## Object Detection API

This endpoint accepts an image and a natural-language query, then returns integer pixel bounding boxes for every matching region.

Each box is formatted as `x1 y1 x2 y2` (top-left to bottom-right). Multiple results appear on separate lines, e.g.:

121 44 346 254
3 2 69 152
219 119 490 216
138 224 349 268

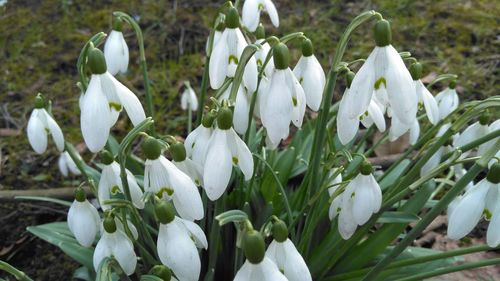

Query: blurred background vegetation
0 0 499 279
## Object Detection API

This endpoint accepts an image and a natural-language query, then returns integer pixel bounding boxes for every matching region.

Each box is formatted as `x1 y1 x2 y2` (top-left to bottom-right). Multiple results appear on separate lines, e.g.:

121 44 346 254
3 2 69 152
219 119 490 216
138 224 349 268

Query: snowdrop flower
209 7 258 92
337 72 386 145
266 220 312 281
185 114 215 169
142 137 204 221
242 0 279 32
203 107 253 200
235 229 287 281
435 82 459 120
293 39 325 111
420 124 452 176
68 188 100 247
453 114 491 157
410 63 439 125
219 82 251 135
58 151 81 177
104 19 129 75
170 142 203 186
27 94 64 154
93 216 137 275
97 151 144 210
260 43 306 148
448 164 500 242
254 24 274 77
206 21 225 55
338 162 382 240
81 47 146 152
342 20 417 128
180 81 198 111
328 169 343 220
155 202 207 281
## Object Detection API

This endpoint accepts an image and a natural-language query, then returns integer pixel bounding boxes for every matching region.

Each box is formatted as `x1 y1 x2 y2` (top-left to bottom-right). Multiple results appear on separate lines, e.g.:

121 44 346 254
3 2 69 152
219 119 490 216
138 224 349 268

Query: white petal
487 211 500 247
58 154 69 177
111 231 137 276
81 75 111 152
294 56 325 111
233 85 251 134
281 239 312 281
264 0 279 27
242 0 261 32
126 170 145 209
104 31 129 75
174 159 203 186
93 232 113 271
179 218 208 249
417 80 439 125
409 119 420 145
27 109 48 154
351 175 375 225
112 76 146 125
229 129 254 180
209 30 229 89
185 125 201 157
448 179 490 240
43 110 65 152
261 70 292 144
389 115 410 142
258 257 288 281
337 90 360 145
287 68 306 128
234 260 253 281
420 147 444 176
338 185 358 239
366 98 386 132
435 88 459 120
68 200 100 247
191 126 213 168
203 129 233 200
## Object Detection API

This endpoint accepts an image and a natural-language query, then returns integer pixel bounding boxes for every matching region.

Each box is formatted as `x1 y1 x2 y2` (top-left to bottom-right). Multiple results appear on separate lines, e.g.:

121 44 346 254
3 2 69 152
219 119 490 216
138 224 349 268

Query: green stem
76 32 107 91
187 107 192 134
0 261 34 281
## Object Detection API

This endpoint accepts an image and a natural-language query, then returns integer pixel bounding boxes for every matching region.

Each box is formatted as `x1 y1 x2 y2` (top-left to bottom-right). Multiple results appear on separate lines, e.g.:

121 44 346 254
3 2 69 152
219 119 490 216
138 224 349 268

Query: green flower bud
34 93 45 109
103 215 117 233
202 112 216 128
346 71 355 88
448 80 456 89
360 160 373 175
112 16 123 32
226 7 240 29
486 163 500 184
301 38 314 57
74 187 86 202
100 150 114 165
409 62 423 81
255 24 265 39
155 200 175 224
479 111 491 126
142 136 162 160
87 47 107 75
169 142 187 162
273 43 290 70
374 19 392 47
272 220 288 242
149 265 172 281
243 230 265 264
217 107 233 130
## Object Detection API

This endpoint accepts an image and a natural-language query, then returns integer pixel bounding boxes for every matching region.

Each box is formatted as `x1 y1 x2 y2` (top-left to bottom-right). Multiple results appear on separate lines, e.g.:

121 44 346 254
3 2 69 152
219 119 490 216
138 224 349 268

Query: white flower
453 121 490 157
487 206 500 247
27 107 64 154
255 39 274 78
447 179 492 240
58 151 81 177
265 239 312 281
435 87 459 120
93 227 137 275
157 217 207 281
409 119 420 145
98 161 144 210
342 45 417 127
415 80 439 125
68 199 100 247
420 123 451 176
203 127 253 200
185 124 213 169
209 21 258 92
173 158 203 186
81 72 146 152
260 68 306 147
104 30 129 75
206 30 223 54
234 256 287 281
242 0 279 32
144 155 204 221
338 172 382 240
293 53 325 111
219 83 252 135
181 84 198 111
328 169 343 220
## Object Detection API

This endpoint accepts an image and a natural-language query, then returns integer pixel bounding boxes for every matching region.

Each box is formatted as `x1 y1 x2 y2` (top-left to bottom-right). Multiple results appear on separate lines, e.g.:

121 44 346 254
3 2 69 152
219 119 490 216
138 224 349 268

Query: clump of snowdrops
4 0 500 280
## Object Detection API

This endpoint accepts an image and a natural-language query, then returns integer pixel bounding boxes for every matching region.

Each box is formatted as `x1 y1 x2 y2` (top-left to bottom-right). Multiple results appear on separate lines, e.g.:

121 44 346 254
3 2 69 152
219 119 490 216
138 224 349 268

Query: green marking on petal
351 192 356 198
257 59 263 67
44 128 50 134
111 185 121 194
484 209 492 220
418 101 424 110
109 102 123 111
299 77 304 84
374 77 387 90
232 156 239 165
292 97 298 107
258 3 264 10
228 55 239 65
156 187 174 198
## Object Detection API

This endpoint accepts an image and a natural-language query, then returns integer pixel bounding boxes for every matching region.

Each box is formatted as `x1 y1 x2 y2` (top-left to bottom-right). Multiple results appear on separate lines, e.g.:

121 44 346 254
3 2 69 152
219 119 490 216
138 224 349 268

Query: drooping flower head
254 24 274 78
209 7 258 92
104 18 129 75
409 62 439 126
260 43 306 148
242 0 279 32
218 82 251 135
81 46 146 152
58 151 82 177
185 113 215 168
180 81 198 112
170 141 203 186
68 187 100 247
27 94 65 154
435 80 459 121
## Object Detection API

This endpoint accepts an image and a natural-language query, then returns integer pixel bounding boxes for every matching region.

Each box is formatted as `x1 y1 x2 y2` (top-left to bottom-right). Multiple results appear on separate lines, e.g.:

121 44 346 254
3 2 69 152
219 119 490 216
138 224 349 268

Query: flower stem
0 261 34 281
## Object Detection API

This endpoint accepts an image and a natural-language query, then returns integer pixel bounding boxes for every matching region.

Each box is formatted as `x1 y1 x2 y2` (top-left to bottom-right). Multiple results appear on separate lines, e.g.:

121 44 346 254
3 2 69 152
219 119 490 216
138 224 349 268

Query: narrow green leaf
228 44 259 102
215 209 248 226
15 196 72 207
377 212 420 223
140 275 164 281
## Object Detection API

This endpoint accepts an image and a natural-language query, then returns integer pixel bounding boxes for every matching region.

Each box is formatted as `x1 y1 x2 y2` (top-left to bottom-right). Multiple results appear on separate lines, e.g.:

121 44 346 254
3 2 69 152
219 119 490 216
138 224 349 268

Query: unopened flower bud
243 230 265 264
34 93 45 109
255 24 265 39
100 150 114 165
273 43 290 70
142 136 162 160
479 111 491 126
74 187 86 202
360 160 373 175
374 19 392 47
409 62 423 81
272 220 288 242
169 142 186 162
87 47 107 75
149 265 172 281
103 215 117 233
487 163 500 184
226 7 240 29
155 200 175 224
217 107 233 130
301 38 314 57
